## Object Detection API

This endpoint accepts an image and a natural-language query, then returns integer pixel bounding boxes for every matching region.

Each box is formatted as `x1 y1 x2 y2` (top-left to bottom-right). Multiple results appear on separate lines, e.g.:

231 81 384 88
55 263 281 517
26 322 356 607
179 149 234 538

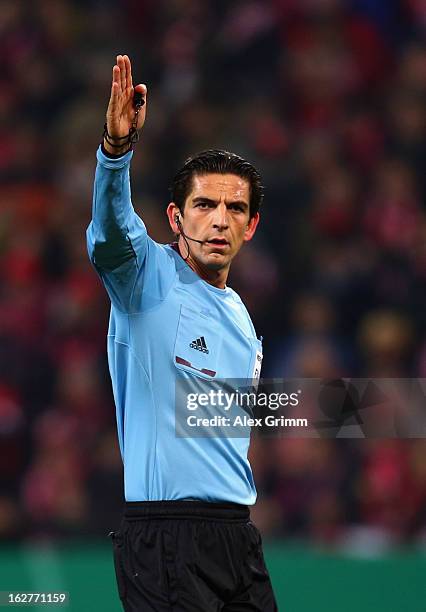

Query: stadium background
0 0 425 610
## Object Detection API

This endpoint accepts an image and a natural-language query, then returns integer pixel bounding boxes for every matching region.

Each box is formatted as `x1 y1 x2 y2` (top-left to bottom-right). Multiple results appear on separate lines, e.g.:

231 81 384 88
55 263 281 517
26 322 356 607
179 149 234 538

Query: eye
195 201 214 209
229 204 244 212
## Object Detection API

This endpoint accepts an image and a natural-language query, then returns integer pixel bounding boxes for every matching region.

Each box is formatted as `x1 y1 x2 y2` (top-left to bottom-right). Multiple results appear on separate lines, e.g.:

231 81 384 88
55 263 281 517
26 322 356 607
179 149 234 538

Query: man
87 54 278 611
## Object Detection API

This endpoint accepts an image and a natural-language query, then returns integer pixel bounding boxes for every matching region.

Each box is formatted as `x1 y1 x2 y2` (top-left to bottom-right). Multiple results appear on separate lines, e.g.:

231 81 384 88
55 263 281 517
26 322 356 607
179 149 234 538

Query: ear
243 212 260 242
166 203 181 234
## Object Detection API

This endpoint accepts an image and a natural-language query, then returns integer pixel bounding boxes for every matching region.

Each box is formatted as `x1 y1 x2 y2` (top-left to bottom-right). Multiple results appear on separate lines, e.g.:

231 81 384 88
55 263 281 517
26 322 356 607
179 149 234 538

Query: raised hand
104 54 147 155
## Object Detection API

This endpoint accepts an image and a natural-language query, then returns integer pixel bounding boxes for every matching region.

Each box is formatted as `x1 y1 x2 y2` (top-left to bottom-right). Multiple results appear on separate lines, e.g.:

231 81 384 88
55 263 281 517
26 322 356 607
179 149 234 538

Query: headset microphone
175 214 205 245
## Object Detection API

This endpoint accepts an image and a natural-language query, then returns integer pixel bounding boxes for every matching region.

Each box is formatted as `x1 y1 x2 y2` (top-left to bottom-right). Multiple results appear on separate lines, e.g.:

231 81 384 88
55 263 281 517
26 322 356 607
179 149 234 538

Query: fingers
107 55 147 131
108 65 120 113
117 55 126 92
124 55 132 90
112 64 120 89
116 54 134 92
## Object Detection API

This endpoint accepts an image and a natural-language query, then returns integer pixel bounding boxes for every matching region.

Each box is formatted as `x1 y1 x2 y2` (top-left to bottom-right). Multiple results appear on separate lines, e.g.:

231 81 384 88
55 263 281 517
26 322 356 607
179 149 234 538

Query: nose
212 202 229 230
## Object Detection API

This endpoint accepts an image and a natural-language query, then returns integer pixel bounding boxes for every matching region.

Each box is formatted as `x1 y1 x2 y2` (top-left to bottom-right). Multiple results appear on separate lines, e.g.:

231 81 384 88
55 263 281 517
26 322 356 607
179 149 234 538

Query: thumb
134 83 147 96
133 83 147 131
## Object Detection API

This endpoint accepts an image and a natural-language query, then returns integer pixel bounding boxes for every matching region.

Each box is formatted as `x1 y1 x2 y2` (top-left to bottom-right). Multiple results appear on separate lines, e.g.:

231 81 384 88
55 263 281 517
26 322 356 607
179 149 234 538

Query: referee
87 54 278 612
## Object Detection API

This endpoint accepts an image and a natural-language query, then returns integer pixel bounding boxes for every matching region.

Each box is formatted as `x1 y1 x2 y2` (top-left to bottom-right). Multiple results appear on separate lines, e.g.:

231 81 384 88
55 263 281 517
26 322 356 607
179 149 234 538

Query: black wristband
102 123 139 150
100 142 132 159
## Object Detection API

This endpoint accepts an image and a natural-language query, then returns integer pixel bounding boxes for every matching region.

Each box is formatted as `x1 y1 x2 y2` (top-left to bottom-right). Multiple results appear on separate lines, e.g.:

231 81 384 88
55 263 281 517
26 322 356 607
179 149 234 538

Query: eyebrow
192 197 249 209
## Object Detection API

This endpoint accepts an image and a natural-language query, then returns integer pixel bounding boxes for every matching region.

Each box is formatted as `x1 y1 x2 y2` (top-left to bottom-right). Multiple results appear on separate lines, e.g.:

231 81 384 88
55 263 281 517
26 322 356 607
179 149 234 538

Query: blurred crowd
0 0 425 550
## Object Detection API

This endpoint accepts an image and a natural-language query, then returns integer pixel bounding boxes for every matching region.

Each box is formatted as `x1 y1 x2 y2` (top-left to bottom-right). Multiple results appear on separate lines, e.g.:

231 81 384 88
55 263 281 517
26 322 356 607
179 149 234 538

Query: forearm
87 145 146 270
92 144 134 231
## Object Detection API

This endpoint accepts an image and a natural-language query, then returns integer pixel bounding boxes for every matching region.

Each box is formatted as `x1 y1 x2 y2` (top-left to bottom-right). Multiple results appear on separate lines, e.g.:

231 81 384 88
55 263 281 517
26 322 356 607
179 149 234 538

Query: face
168 173 259 276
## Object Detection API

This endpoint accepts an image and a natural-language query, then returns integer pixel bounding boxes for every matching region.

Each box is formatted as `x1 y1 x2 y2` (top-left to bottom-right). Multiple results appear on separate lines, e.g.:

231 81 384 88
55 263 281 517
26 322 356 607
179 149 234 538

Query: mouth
207 238 229 249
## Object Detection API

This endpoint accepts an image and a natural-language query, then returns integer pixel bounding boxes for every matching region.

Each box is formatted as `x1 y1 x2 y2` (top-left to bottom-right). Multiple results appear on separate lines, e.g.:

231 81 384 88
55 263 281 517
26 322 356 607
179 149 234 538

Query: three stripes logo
190 336 209 354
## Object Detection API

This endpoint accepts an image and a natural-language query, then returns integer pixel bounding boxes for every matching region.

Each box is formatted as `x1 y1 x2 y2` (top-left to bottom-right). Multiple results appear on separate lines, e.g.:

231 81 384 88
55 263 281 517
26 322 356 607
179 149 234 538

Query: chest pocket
173 305 222 379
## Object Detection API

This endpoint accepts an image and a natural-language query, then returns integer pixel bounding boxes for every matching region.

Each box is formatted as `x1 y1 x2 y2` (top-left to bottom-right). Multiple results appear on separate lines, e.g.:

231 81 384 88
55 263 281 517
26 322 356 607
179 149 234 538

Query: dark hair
170 149 263 219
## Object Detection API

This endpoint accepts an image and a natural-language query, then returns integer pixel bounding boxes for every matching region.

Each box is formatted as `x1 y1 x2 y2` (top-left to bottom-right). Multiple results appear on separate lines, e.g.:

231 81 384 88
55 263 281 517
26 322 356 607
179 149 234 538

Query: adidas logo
189 336 209 354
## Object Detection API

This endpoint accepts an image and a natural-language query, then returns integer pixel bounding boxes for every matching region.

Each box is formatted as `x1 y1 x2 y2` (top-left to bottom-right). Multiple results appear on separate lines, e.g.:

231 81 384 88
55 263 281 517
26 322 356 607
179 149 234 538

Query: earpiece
173 212 204 247
174 214 181 235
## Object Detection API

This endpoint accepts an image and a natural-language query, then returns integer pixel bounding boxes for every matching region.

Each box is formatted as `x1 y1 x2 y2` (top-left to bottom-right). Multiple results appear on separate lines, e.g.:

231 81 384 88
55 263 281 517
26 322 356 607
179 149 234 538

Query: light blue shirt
87 147 262 504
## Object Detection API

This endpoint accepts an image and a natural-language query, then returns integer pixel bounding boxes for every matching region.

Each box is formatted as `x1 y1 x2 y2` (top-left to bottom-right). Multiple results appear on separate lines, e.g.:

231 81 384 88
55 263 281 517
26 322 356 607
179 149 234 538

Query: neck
176 242 229 289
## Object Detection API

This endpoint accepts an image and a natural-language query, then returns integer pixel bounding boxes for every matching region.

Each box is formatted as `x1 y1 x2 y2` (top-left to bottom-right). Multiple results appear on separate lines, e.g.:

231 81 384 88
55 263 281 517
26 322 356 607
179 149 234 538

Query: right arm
87 53 148 269
87 55 173 312
87 145 145 272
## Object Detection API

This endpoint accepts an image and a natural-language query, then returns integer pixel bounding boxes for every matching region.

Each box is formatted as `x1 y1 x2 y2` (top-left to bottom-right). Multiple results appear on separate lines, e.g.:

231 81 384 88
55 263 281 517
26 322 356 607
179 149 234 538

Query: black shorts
109 501 279 611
